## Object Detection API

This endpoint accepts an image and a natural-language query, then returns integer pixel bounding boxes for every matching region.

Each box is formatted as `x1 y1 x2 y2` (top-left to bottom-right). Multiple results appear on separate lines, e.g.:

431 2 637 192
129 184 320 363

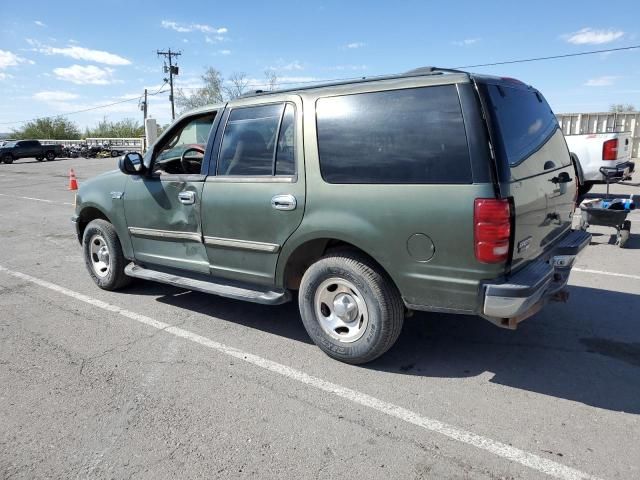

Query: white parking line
0 192 74 206
573 267 640 281
0 264 599 480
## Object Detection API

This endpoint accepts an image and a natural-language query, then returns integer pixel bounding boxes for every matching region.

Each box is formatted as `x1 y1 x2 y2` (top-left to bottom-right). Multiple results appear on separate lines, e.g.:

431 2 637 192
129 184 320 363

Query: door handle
271 194 297 211
178 191 196 205
549 171 572 184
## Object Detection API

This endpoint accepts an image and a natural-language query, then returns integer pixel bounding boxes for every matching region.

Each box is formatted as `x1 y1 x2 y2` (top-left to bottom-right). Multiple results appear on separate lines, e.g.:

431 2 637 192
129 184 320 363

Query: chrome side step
124 263 290 305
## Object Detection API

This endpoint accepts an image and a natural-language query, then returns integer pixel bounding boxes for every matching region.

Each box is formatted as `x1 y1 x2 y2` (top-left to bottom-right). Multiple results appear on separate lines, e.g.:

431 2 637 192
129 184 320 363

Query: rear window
483 83 564 166
316 85 471 184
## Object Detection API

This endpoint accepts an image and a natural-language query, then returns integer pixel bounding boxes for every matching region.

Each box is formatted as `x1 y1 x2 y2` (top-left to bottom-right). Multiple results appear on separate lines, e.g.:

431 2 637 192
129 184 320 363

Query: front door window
152 113 216 175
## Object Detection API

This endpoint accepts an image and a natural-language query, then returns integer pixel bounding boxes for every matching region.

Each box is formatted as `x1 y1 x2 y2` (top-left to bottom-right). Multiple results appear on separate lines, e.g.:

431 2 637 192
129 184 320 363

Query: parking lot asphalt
1 156 639 480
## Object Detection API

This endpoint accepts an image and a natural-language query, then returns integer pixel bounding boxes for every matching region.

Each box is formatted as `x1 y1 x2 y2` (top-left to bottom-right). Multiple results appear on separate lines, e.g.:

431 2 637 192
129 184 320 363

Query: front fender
75 172 133 259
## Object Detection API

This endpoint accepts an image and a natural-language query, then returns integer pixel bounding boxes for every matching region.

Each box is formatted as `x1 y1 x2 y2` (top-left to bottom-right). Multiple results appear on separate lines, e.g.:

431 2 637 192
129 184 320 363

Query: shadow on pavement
122 281 640 413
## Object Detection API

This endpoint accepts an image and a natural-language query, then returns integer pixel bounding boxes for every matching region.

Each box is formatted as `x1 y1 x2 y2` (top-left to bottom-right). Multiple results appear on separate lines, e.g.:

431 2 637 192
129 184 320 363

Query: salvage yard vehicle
72 67 590 364
565 131 634 196
0 139 64 163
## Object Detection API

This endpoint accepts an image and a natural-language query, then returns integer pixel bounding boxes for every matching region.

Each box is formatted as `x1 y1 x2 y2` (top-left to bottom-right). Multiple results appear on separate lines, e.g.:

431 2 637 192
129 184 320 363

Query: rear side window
483 84 564 166
316 86 471 184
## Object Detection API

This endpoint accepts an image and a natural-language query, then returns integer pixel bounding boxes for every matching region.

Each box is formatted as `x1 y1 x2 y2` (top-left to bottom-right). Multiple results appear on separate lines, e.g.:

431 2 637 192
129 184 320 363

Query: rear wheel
298 251 404 364
2 154 13 164
82 219 132 290
578 182 593 197
45 151 56 161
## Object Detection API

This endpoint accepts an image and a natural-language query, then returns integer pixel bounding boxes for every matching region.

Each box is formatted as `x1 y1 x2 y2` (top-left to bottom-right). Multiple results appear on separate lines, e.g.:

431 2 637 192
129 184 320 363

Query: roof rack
241 66 467 98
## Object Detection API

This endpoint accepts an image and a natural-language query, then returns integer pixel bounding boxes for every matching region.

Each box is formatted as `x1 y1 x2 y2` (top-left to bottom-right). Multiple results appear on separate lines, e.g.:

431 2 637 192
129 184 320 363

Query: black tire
45 151 56 161
578 182 593 197
82 219 132 291
2 154 13 164
36 156 44 162
299 251 404 364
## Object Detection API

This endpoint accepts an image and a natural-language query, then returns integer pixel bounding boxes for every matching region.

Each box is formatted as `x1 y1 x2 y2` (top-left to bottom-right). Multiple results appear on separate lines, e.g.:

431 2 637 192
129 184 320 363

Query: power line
3 44 638 126
455 44 640 69
0 89 169 126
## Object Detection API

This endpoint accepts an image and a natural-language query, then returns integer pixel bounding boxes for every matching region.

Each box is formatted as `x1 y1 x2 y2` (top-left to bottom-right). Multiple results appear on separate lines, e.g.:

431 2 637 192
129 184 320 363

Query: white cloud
345 42 366 49
452 38 481 46
564 28 624 45
53 65 117 85
219 49 231 55
205 35 227 43
33 90 79 102
282 61 303 71
0 49 32 69
326 64 368 71
162 20 228 35
34 20 46 27
584 76 618 87
33 42 131 65
0 72 13 80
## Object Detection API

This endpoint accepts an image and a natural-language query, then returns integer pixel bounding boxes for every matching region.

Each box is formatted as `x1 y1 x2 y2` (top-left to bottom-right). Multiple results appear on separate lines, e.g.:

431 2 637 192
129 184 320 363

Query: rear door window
217 103 296 177
316 85 471 184
482 83 567 167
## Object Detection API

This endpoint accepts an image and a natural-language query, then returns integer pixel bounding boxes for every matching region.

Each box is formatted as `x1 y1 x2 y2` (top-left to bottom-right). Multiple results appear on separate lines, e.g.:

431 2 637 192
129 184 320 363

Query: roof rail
404 66 467 75
240 66 468 98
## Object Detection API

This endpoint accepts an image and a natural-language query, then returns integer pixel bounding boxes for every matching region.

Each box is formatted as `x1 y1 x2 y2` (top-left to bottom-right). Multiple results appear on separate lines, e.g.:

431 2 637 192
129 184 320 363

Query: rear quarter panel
279 84 504 313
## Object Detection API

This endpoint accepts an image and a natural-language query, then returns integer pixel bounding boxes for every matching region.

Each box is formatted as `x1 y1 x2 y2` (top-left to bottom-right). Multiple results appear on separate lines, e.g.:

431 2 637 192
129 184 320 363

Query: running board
124 263 290 305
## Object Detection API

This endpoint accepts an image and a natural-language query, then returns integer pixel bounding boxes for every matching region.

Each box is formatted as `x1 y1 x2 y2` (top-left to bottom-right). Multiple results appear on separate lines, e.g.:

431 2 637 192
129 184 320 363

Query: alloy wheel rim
89 234 110 277
314 277 369 343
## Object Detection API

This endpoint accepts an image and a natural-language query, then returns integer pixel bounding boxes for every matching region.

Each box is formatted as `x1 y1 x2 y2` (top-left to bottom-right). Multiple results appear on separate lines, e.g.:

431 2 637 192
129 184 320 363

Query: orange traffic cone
68 169 78 191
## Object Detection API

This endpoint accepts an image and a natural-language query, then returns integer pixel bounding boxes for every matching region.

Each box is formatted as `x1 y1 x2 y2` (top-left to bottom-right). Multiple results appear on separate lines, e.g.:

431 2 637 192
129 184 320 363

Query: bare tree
264 69 279 91
609 103 637 113
224 72 250 99
175 67 224 113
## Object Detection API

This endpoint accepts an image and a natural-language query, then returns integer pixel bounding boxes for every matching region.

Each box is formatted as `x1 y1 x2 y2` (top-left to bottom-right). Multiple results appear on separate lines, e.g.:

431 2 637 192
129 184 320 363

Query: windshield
482 83 566 167
3 141 17 147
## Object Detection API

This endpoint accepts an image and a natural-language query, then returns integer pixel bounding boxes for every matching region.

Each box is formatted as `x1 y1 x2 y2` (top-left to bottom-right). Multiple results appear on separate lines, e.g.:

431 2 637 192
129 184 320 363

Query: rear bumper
481 229 591 328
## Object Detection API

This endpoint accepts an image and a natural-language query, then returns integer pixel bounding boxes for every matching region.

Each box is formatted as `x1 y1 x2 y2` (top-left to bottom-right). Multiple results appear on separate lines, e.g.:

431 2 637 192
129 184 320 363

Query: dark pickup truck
0 140 64 164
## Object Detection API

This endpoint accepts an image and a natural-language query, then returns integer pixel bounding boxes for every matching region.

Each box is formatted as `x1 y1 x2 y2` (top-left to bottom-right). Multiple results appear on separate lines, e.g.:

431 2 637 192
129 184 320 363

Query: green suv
72 67 590 364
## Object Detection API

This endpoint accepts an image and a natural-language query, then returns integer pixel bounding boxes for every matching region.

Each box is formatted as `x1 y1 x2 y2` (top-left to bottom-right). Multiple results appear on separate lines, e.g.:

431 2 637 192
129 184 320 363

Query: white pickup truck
565 132 634 195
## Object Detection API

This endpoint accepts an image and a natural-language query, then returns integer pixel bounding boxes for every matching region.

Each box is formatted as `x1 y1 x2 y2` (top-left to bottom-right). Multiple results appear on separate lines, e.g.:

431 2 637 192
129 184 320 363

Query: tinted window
218 104 283 176
316 86 471 184
483 84 564 166
275 103 295 175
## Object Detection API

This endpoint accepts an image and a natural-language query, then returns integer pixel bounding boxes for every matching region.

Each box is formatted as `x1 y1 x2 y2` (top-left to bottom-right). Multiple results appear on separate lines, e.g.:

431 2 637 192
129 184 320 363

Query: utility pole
156 48 181 120
142 88 148 122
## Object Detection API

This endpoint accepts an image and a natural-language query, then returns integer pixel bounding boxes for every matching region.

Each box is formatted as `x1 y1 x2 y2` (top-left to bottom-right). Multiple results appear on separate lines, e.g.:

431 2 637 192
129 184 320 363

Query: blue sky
1 0 639 131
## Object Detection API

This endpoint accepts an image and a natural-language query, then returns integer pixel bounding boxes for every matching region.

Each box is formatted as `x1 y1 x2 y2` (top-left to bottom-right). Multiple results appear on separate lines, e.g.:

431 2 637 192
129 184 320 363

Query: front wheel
2 154 13 164
299 252 404 364
82 219 132 290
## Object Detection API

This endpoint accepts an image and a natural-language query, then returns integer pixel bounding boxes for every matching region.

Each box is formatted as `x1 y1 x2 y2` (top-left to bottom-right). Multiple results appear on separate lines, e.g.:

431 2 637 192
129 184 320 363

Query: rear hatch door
478 79 576 270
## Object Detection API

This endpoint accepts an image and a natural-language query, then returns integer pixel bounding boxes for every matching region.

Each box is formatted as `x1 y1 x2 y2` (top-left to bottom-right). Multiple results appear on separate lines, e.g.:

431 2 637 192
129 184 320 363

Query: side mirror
118 152 145 175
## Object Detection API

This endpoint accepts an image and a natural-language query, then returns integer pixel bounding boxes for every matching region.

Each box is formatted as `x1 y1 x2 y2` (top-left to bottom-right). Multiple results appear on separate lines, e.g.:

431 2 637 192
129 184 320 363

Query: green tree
11 116 81 139
85 117 144 138
609 103 637 113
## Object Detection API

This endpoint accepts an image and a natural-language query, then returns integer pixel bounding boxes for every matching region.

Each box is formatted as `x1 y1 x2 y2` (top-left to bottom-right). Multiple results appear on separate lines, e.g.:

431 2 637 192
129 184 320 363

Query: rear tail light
602 139 618 161
474 198 511 263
